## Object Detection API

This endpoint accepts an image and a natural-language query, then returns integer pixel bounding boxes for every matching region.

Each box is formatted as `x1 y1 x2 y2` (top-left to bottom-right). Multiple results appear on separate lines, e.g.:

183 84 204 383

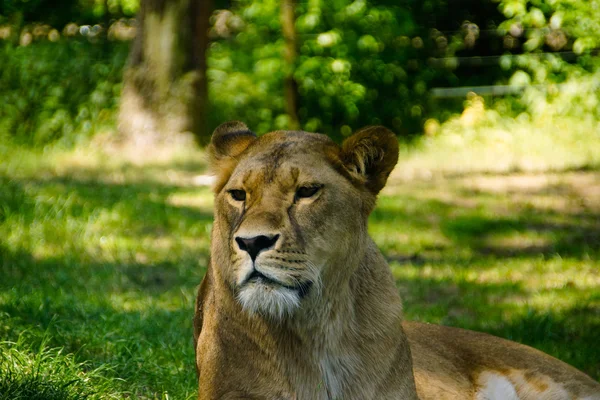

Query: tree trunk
119 0 213 146
281 0 300 130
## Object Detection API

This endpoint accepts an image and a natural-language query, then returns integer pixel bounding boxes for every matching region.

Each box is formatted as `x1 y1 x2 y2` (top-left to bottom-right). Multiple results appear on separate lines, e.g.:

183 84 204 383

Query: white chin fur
237 283 300 319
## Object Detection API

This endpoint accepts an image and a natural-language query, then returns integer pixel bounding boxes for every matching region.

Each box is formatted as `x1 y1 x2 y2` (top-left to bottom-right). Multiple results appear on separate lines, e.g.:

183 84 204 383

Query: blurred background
0 0 599 399
0 0 599 147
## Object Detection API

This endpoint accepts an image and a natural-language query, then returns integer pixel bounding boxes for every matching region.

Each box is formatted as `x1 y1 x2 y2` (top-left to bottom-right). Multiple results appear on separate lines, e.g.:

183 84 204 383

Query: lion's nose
235 234 280 261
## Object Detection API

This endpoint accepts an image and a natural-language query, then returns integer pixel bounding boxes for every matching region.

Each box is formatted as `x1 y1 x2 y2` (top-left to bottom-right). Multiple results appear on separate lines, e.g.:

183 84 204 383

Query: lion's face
208 122 398 319
215 134 363 318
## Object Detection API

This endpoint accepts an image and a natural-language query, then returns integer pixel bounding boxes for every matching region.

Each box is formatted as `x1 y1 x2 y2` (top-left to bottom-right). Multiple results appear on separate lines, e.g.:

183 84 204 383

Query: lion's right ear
208 121 256 191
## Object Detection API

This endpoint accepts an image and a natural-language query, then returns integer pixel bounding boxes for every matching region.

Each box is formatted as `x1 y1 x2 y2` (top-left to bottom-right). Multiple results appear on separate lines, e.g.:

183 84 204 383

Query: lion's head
208 121 398 319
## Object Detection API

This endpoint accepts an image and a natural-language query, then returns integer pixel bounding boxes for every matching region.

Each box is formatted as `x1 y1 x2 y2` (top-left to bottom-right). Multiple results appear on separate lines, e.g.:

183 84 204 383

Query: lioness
194 122 600 400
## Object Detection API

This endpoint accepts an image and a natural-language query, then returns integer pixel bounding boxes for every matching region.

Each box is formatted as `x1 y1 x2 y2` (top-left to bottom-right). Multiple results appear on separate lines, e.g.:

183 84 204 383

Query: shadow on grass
0 378 79 400
0 244 202 398
0 170 211 397
485 305 600 379
0 173 212 233
373 192 600 260
398 272 600 379
449 182 600 258
375 178 600 379
443 212 600 258
1 166 599 396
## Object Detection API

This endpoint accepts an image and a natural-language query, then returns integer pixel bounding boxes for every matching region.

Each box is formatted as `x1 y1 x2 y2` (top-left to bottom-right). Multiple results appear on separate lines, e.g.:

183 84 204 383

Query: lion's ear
340 126 399 194
208 121 256 192
208 121 256 164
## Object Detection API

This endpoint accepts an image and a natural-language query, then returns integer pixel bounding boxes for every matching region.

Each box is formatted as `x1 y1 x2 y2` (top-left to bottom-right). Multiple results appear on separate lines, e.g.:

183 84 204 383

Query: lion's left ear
340 126 399 194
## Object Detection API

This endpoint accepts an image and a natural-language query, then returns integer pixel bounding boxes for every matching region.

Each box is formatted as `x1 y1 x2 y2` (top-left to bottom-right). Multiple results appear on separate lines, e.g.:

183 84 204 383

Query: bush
1 0 599 147
208 0 455 139
0 39 129 147
208 0 600 140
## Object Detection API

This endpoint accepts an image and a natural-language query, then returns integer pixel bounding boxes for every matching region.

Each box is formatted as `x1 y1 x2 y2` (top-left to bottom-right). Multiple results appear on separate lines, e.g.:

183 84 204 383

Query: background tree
1 0 599 145
281 0 299 130
119 0 213 145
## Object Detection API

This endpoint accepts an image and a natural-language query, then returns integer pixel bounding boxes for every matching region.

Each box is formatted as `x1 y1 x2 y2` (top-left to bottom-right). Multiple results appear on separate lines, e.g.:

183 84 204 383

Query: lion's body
405 322 600 399
195 237 418 400
194 123 600 400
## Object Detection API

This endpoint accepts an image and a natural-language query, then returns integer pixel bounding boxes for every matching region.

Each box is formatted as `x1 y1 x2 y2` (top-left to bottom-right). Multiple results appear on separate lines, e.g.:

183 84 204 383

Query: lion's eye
228 189 246 202
295 185 321 200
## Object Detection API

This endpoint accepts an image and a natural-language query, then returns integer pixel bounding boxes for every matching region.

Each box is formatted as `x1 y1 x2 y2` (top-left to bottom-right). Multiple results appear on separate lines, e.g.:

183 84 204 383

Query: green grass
396 106 600 178
1 141 599 398
376 173 600 378
0 335 118 400
0 145 209 399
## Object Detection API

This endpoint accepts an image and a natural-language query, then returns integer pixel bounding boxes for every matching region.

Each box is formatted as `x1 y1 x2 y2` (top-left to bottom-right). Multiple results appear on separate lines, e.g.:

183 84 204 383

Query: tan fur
194 122 600 400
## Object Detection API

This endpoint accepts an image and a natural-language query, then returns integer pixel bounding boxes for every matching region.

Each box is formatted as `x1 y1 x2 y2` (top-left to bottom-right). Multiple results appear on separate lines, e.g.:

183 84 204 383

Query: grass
0 335 118 400
396 99 600 178
1 137 599 398
377 172 600 378
0 145 209 399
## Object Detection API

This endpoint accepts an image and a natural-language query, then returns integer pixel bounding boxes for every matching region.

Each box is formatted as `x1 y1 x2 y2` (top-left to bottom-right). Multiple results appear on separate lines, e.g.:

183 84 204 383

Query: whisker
276 250 307 255
271 256 305 263
262 262 302 271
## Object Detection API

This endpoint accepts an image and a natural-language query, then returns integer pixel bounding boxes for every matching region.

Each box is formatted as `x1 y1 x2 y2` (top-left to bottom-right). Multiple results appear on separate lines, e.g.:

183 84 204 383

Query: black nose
235 234 280 261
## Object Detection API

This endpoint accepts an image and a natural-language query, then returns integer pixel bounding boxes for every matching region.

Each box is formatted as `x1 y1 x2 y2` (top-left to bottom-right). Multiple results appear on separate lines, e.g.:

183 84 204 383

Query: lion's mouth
245 269 312 298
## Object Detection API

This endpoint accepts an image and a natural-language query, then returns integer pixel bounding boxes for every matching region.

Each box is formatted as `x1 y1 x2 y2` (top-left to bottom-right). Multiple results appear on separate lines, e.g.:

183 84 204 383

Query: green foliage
0 39 128 146
294 1 423 137
498 0 600 55
210 0 446 138
1 0 599 145
210 0 600 138
0 0 138 26
495 0 600 94
520 71 600 119
209 0 288 134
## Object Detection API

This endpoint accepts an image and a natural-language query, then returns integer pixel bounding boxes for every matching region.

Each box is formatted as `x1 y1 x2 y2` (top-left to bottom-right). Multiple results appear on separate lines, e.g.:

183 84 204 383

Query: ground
0 145 598 399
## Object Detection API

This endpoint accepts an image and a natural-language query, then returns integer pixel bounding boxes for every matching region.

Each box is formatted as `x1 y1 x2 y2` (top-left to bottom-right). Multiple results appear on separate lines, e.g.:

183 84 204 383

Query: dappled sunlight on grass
1 143 599 397
378 170 600 378
1 144 208 186
0 145 212 398
393 116 600 179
